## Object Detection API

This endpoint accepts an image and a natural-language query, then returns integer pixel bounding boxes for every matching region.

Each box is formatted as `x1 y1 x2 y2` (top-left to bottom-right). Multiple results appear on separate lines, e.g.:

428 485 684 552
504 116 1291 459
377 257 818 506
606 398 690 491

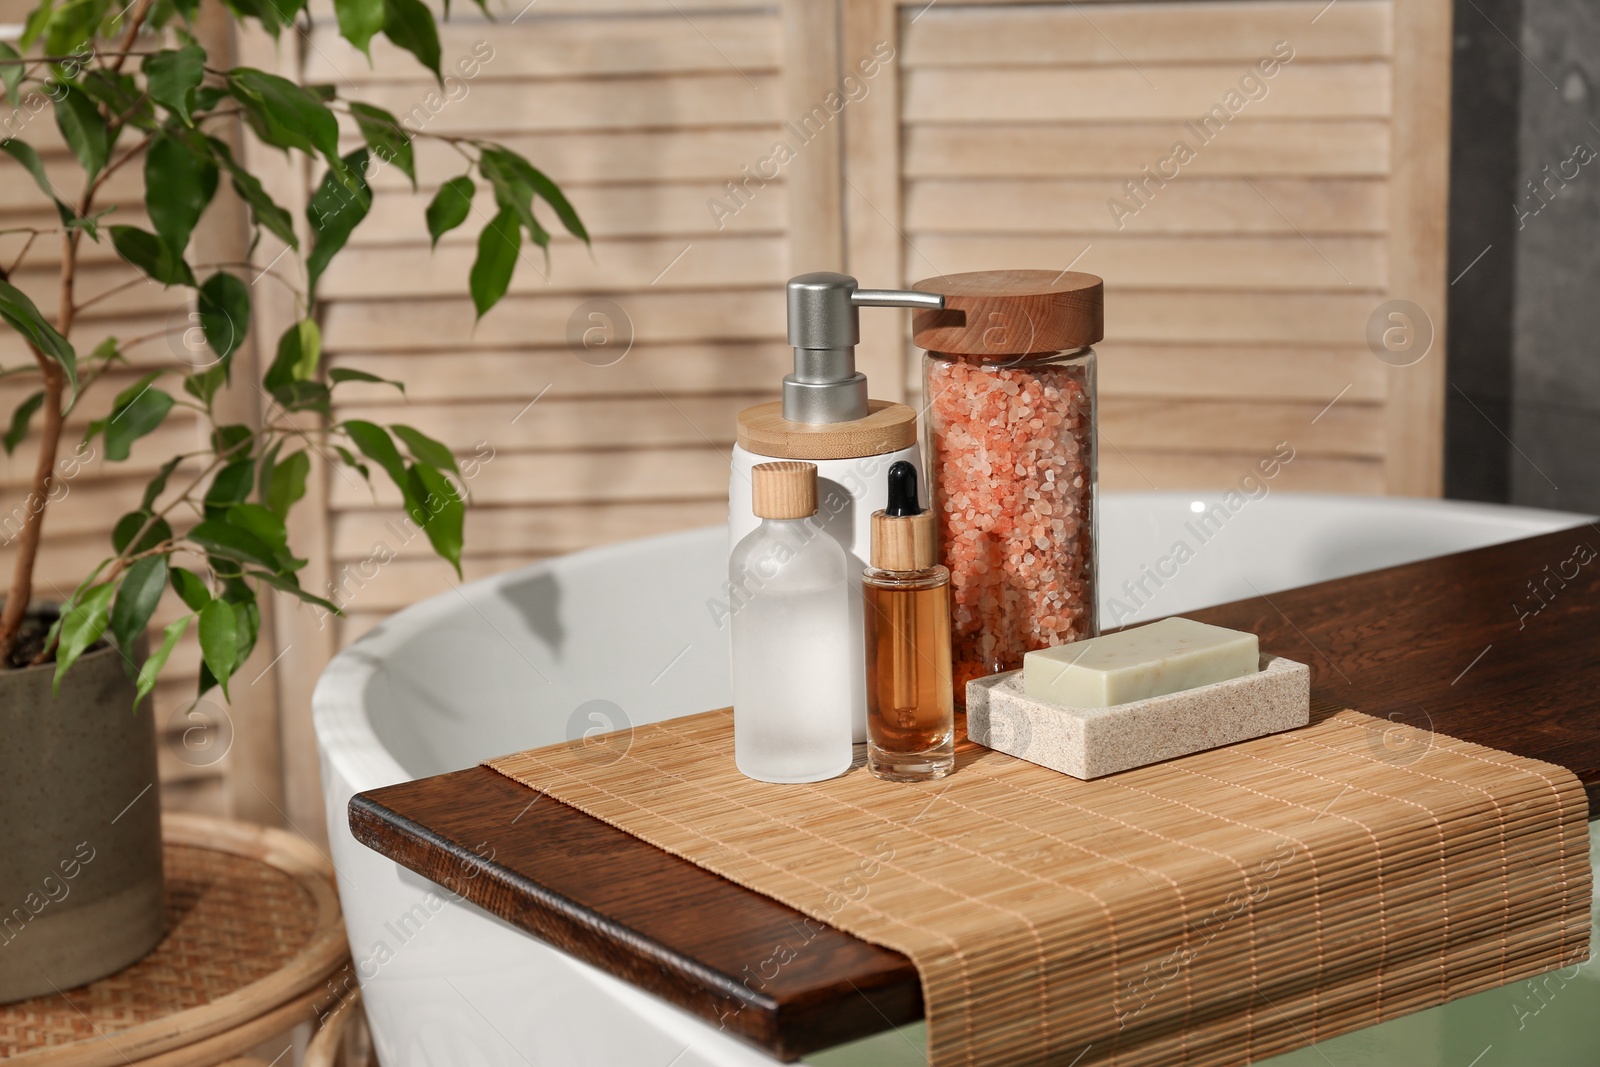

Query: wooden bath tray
350 525 1600 1060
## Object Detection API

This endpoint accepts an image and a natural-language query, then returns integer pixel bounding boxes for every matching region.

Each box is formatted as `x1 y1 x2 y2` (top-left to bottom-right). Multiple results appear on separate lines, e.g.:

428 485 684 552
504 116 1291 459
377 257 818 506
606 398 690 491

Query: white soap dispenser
728 273 945 743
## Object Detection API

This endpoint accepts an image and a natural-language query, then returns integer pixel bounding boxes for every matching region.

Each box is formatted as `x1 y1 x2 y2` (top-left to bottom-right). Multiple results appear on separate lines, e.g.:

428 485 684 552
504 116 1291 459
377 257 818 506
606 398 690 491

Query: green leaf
328 367 403 393
477 149 549 253
225 502 286 548
145 132 217 257
392 423 458 475
407 462 463 576
63 208 111 239
19 1 54 50
52 580 115 694
425 176 473 249
211 423 253 458
348 102 414 188
197 272 249 366
271 380 330 416
335 0 386 54
79 70 152 130
306 149 371 299
109 225 195 287
184 364 226 408
0 43 26 115
484 147 587 244
43 0 107 58
110 554 168 656
135 613 190 709
204 459 254 518
249 568 340 613
3 391 44 454
381 0 441 80
0 280 75 392
1 139 70 226
265 450 309 518
197 598 238 699
87 371 156 447
89 336 121 364
226 68 339 166
334 443 370 482
112 510 172 554
263 319 320 392
169 566 211 610
221 0 282 37
228 593 259 672
143 45 206 125
210 137 297 250
140 455 182 510
102 378 175 461
343 419 413 507
209 424 251 456
188 518 278 569
253 0 308 30
193 85 226 111
51 82 109 180
256 437 280 496
468 207 519 319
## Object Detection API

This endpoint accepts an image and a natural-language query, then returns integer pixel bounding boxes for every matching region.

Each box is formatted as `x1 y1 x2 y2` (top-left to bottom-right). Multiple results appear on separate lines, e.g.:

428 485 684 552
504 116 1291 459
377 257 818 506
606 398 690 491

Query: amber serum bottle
863 462 955 781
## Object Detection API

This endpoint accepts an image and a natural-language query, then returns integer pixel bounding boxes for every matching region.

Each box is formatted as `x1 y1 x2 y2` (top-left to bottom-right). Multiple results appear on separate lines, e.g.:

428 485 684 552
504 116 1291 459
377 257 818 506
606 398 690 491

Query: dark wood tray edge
348 788 923 1059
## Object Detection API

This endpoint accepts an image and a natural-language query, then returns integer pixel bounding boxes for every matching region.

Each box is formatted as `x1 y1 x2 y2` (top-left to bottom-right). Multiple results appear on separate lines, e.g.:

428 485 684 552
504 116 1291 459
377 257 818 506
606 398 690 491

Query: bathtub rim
313 491 1595 799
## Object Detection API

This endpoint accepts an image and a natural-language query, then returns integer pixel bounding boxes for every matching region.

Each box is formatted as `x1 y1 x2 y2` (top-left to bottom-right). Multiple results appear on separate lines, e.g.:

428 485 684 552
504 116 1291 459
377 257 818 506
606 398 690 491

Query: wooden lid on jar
909 270 1103 357
751 461 818 519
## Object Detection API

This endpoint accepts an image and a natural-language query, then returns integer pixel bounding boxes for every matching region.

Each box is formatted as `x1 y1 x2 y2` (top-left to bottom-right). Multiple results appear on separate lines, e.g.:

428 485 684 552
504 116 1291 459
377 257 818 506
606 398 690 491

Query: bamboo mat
487 710 1591 1066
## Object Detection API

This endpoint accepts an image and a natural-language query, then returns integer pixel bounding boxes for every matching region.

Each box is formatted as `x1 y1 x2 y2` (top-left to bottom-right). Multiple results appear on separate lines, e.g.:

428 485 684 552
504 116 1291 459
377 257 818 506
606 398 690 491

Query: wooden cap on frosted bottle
751 461 818 520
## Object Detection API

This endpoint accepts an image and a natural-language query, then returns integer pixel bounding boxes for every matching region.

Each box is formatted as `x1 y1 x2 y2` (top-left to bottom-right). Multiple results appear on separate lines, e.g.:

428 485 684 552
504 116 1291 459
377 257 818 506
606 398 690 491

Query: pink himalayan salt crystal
926 356 1095 701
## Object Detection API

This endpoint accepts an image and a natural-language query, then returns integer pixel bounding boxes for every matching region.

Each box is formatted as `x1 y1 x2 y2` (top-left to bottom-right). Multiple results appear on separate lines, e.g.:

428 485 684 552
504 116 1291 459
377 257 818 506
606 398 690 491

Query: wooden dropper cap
870 462 934 571
751 461 818 519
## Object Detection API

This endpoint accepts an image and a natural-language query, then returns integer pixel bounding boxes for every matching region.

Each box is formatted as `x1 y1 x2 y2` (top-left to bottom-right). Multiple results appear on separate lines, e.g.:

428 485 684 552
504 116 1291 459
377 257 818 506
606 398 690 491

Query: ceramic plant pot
0 636 164 1002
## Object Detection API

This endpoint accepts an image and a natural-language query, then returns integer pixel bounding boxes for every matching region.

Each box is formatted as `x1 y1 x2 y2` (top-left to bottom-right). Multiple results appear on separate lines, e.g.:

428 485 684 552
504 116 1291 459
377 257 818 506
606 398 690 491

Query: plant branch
0 158 95 660
114 454 221 562
88 132 155 200
73 272 151 314
109 0 158 74
0 232 36 282
62 361 120 417
118 325 181 351
0 348 66 664
0 51 163 65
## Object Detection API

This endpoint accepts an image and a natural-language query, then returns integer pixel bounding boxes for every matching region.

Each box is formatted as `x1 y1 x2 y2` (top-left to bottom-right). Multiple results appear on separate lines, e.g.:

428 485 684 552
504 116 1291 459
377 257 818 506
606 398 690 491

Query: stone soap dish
967 655 1310 779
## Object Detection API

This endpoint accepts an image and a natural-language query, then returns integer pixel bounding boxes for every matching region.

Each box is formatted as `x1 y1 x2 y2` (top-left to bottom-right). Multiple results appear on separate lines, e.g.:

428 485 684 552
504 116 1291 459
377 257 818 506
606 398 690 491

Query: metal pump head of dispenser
784 273 945 425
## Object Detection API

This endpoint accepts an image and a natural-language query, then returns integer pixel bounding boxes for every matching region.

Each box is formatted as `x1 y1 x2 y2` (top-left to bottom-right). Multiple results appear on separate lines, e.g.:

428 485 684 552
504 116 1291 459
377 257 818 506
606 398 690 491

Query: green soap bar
1023 617 1260 708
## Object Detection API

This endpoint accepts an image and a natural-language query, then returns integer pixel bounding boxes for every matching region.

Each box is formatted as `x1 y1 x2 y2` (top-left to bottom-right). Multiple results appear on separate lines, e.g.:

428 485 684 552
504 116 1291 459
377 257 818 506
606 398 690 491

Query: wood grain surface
736 400 920 460
351 524 1600 1059
911 269 1104 355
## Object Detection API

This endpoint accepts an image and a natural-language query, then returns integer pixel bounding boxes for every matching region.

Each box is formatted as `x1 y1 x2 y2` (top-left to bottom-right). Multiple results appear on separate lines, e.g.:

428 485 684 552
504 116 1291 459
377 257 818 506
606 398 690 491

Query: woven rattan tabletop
2 815 350 1066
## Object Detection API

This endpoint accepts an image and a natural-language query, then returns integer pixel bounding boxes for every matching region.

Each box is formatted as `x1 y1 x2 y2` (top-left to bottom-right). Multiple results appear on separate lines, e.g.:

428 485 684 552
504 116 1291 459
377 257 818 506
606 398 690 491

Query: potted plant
0 0 583 1001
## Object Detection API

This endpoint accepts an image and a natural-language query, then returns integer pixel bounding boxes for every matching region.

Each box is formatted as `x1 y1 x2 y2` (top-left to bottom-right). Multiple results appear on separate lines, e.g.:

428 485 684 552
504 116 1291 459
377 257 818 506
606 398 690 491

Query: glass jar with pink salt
910 270 1103 704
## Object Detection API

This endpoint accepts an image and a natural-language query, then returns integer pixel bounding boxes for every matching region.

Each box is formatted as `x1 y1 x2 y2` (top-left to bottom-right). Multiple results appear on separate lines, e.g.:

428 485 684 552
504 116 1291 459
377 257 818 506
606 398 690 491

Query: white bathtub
314 492 1600 1067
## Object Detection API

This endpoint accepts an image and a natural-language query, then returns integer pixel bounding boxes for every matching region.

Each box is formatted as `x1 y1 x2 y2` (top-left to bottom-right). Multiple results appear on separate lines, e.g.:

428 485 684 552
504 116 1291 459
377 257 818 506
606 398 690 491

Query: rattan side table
2 814 352 1066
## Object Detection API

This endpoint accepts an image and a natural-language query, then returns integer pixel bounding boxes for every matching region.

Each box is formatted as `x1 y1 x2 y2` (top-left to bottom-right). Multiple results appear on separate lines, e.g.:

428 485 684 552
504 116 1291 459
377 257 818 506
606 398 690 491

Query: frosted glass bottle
731 462 854 783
